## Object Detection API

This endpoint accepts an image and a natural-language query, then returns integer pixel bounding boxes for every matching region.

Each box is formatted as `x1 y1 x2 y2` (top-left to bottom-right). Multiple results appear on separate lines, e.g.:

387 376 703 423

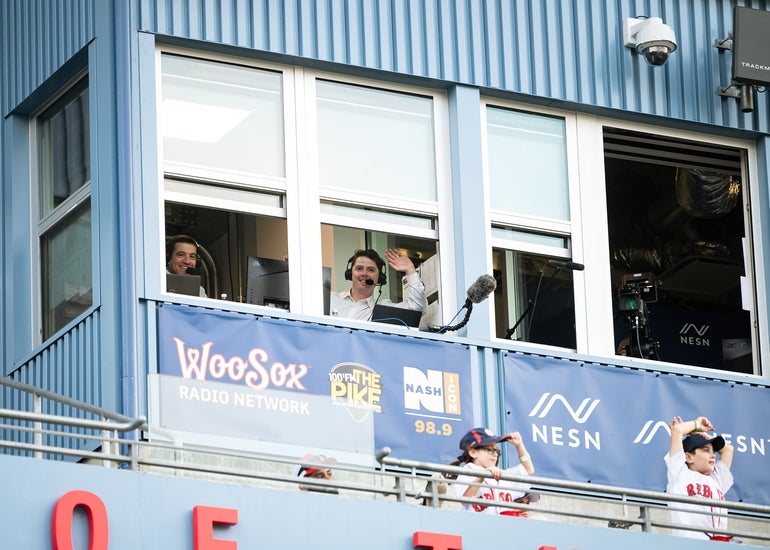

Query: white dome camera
624 17 678 66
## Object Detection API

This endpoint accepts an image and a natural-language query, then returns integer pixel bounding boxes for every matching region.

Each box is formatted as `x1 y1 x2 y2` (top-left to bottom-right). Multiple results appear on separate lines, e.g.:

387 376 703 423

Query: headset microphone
365 279 375 286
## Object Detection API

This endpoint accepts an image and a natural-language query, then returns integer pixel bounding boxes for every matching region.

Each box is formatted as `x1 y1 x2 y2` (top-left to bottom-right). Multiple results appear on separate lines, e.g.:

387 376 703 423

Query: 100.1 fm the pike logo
328 362 383 421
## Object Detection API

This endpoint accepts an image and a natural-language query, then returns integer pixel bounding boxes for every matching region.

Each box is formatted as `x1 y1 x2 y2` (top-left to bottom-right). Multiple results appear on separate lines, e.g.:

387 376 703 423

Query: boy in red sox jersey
665 415 735 541
449 427 535 515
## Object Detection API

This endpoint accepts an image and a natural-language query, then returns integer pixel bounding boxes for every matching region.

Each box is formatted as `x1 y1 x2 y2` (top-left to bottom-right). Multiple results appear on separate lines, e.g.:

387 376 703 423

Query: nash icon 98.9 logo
403 366 461 418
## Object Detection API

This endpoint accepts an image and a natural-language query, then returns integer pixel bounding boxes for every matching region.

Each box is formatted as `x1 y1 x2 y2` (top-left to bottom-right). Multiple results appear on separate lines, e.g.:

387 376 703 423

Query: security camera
624 17 678 67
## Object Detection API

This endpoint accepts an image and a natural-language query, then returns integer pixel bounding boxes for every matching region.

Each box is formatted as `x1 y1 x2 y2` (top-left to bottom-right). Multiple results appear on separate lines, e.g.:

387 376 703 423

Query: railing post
33 395 42 459
640 505 651 533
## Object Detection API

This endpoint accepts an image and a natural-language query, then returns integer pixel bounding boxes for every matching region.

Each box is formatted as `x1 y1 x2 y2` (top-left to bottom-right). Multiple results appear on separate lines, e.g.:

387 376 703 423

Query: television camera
617 272 660 359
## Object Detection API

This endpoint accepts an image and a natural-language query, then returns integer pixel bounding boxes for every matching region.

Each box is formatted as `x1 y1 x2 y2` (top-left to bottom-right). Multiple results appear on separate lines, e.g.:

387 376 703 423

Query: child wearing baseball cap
449 427 535 515
294 454 338 494
665 415 735 541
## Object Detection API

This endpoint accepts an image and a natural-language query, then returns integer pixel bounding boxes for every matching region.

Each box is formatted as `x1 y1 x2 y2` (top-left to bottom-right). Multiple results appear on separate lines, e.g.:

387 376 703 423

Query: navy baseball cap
459 427 511 450
682 433 725 453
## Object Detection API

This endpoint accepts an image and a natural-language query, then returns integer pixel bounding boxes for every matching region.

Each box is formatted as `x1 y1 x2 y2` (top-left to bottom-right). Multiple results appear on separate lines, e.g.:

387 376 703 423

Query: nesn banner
503 352 770 505
153 304 473 464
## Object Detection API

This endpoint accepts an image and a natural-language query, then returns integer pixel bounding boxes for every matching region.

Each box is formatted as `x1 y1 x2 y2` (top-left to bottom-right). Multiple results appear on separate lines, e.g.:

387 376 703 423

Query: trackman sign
528 393 601 450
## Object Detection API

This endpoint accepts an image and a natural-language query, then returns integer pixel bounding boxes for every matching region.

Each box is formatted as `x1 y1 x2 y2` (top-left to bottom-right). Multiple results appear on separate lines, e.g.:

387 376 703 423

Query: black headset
344 249 386 285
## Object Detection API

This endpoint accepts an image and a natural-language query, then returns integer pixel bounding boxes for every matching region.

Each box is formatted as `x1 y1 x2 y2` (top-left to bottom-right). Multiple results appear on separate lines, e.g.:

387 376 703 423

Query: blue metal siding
4 311 102 409
0 0 96 114
133 0 770 132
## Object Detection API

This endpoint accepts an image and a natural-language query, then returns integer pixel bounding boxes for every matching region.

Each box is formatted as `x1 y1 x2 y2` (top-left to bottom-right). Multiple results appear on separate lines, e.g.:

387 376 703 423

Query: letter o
52 490 109 550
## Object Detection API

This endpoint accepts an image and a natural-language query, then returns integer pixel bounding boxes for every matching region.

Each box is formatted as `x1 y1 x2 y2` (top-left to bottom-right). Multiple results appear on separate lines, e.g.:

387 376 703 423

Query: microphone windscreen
365 279 375 286
466 274 497 304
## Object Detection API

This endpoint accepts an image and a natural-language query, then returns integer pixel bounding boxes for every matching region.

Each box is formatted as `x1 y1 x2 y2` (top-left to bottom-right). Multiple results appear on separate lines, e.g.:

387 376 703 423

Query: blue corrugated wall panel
132 0 770 132
0 0 96 114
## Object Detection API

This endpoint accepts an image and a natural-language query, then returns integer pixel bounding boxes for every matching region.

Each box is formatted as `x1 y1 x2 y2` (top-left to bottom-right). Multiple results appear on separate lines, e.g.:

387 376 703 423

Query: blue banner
155 304 474 463
503 353 770 505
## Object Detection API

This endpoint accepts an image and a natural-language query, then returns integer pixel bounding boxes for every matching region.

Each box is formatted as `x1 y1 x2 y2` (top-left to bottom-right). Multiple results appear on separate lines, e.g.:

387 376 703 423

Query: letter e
193 505 238 550
413 531 462 550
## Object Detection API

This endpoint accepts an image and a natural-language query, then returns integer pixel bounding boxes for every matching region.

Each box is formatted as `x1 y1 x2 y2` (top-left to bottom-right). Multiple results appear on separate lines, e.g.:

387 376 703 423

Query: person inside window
330 248 427 320
166 235 207 297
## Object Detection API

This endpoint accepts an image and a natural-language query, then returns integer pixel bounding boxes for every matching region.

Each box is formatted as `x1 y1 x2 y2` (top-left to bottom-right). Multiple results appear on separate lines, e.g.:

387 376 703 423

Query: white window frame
480 99 586 351
575 115 764 375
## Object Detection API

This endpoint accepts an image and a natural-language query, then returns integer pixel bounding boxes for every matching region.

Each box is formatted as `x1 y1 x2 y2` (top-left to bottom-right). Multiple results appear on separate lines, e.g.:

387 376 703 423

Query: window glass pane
161 55 285 178
493 248 575 348
491 226 568 248
317 81 437 201
165 202 288 305
487 107 569 220
38 82 90 219
42 201 92 339
321 201 435 231
322 224 440 325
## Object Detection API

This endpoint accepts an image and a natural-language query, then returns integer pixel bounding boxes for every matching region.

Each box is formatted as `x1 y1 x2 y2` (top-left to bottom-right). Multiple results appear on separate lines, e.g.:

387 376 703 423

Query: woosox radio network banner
152 304 474 465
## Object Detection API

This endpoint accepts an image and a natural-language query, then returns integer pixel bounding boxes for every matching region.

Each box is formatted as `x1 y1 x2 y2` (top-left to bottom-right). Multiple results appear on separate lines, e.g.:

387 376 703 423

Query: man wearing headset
330 248 427 320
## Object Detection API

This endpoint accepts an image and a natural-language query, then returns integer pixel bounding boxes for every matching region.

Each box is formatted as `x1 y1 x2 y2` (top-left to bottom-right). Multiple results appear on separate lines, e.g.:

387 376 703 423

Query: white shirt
452 462 530 515
329 272 427 321
664 450 734 539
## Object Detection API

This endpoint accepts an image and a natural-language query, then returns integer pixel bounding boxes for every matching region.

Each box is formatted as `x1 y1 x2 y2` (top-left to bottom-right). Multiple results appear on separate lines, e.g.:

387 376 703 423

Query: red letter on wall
51 490 109 550
193 505 238 550
413 531 462 550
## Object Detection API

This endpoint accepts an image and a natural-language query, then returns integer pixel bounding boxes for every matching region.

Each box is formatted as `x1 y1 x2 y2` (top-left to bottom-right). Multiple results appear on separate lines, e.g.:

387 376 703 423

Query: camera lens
619 295 643 311
643 45 670 66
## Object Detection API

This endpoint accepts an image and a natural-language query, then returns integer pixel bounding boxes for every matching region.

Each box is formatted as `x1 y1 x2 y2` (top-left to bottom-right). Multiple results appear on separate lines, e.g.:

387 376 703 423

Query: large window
485 105 577 348
315 80 445 325
37 79 92 341
158 52 448 322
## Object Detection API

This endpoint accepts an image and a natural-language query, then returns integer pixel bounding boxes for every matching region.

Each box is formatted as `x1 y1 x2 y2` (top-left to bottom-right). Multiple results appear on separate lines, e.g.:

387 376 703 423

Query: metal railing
2 376 769 545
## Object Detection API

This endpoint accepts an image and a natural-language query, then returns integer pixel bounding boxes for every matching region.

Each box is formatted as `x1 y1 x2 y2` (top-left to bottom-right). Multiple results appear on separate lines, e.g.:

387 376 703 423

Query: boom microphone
465 274 497 306
365 279 375 286
547 259 585 271
426 274 496 334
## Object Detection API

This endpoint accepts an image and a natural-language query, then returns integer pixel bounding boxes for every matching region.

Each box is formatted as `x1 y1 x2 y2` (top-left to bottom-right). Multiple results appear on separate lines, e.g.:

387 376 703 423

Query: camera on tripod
618 272 657 312
617 272 659 359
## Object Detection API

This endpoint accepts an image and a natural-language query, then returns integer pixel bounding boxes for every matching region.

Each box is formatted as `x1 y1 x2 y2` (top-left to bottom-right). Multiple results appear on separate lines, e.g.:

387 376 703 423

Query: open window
604 128 753 373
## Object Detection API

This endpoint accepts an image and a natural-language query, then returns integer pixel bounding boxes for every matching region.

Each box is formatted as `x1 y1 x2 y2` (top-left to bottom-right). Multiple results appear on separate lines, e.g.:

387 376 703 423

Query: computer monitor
246 257 290 309
245 257 332 313
322 266 331 316
370 304 423 328
166 273 202 297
